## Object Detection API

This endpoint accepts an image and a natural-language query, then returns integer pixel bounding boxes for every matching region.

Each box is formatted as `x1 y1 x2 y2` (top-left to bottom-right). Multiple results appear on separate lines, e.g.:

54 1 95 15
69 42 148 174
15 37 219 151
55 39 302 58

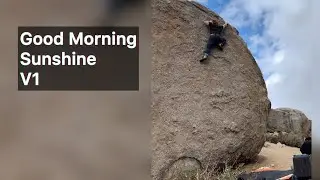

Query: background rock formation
266 108 311 147
151 0 270 179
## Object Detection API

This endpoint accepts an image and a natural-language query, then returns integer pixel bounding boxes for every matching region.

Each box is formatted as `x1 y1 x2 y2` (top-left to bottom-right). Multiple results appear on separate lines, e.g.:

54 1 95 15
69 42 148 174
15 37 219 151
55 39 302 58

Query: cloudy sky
196 0 319 135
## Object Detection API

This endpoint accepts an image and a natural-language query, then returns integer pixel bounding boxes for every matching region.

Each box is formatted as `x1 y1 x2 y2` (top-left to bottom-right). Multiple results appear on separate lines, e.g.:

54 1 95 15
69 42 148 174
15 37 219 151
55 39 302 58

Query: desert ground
242 142 301 172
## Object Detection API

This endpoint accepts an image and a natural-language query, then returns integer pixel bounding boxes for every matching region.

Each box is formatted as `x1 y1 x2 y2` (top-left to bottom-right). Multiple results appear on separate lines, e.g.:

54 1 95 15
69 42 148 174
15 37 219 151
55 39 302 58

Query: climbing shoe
217 43 224 51
199 53 209 62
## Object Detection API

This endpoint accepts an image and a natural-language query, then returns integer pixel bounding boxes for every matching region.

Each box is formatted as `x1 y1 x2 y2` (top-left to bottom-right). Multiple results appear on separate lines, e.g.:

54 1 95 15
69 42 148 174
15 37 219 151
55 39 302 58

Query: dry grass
170 164 243 180
215 166 243 180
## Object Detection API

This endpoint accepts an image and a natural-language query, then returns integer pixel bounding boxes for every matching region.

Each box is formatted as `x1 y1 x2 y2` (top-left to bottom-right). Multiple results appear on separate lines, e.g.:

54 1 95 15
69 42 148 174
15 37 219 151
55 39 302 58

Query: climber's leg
204 35 216 54
200 35 218 62
217 37 226 51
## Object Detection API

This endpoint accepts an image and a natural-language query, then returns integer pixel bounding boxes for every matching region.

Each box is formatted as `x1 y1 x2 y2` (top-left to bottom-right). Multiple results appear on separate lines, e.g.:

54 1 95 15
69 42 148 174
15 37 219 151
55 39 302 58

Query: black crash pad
237 170 293 180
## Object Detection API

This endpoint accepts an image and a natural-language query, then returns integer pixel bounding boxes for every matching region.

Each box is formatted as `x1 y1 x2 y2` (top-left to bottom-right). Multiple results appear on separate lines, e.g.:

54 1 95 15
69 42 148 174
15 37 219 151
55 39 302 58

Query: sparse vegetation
215 166 243 180
169 164 243 180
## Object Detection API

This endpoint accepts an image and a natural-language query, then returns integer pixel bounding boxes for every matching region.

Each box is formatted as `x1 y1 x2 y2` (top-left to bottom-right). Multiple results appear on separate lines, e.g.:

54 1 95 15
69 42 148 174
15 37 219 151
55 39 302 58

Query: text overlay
18 27 139 90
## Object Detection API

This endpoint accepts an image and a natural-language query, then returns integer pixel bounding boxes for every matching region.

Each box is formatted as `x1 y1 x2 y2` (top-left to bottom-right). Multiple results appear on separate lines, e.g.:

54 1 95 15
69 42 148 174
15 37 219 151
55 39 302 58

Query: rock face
151 1 271 179
266 108 311 147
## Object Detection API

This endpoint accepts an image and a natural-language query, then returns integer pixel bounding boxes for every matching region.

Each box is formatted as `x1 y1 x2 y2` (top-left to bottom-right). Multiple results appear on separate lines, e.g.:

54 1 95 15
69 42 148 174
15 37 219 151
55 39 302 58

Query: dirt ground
242 142 301 172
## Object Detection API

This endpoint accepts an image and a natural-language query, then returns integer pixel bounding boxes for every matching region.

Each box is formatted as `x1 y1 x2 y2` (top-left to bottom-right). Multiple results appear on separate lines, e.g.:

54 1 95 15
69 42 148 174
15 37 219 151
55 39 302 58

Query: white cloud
272 50 284 65
266 73 284 88
220 0 320 136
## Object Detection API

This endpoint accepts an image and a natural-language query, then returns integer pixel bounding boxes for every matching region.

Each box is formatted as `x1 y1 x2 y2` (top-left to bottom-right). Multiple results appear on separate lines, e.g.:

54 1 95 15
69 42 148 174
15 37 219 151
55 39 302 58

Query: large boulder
266 108 311 147
151 0 271 179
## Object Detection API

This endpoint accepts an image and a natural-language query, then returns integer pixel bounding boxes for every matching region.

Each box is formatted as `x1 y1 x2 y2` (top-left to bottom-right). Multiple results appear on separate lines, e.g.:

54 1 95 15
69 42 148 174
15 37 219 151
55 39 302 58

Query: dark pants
204 34 226 55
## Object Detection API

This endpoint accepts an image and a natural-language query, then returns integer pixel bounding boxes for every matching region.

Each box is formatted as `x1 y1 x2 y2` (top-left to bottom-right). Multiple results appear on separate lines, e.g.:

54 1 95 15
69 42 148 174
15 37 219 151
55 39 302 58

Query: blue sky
196 0 320 134
206 1 273 79
198 0 282 92
200 0 266 73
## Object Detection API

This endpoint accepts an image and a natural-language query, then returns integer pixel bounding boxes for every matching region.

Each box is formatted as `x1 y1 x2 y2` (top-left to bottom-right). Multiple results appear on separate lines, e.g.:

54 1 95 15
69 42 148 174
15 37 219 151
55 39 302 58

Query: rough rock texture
266 108 311 147
151 1 271 179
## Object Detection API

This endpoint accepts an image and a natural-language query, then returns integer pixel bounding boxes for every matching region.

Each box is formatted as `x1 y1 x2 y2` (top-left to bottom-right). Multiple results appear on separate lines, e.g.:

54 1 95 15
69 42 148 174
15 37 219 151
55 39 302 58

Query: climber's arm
222 22 228 29
203 20 212 26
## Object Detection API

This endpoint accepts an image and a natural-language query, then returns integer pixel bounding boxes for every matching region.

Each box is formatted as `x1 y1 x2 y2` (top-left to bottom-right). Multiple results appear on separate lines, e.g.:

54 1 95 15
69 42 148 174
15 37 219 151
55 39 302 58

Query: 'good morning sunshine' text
19 31 137 66
20 31 137 49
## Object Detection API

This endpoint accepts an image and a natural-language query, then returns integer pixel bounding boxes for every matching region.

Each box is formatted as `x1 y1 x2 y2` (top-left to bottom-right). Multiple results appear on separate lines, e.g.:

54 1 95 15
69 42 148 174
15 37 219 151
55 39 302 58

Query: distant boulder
266 108 311 147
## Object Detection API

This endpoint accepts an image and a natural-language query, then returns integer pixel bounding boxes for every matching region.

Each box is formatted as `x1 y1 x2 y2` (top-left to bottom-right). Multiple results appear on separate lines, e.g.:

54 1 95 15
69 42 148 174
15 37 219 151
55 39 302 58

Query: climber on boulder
200 19 228 62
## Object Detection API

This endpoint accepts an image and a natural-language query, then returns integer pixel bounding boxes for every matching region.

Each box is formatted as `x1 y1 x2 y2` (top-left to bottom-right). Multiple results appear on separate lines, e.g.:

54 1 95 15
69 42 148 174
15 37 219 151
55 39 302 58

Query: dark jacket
208 21 224 35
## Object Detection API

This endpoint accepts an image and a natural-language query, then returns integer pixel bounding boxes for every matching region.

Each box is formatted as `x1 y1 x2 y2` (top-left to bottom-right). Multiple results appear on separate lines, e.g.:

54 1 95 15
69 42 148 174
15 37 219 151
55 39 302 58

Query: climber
199 19 228 62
